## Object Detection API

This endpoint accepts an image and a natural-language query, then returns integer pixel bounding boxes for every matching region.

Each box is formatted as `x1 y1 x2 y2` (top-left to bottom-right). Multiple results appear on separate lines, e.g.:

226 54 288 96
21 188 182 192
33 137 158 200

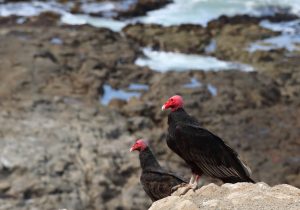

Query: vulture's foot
171 183 198 195
171 183 189 193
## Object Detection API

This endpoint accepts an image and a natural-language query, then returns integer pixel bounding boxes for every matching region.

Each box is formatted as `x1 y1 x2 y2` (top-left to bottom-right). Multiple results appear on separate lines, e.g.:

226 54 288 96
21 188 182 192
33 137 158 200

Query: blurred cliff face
0 0 299 210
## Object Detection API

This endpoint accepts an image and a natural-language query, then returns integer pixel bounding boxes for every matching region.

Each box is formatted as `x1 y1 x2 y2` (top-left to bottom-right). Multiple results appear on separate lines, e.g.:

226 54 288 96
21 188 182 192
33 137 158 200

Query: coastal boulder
150 183 300 210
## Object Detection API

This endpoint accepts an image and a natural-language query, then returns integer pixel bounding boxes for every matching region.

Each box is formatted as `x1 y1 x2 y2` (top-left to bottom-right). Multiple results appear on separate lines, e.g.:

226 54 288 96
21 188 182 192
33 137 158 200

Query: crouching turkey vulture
162 95 254 188
130 139 186 201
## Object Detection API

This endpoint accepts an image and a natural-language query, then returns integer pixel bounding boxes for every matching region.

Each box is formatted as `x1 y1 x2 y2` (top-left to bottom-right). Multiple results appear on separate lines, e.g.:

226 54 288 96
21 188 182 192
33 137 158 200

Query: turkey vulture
130 139 187 201
162 95 254 187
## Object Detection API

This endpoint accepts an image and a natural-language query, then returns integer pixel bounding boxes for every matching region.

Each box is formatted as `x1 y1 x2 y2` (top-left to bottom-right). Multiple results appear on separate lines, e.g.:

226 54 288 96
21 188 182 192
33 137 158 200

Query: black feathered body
167 108 254 183
139 147 186 201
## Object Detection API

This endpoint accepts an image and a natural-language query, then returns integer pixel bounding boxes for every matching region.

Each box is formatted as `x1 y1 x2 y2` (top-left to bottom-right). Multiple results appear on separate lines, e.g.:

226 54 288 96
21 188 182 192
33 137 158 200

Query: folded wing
174 124 254 183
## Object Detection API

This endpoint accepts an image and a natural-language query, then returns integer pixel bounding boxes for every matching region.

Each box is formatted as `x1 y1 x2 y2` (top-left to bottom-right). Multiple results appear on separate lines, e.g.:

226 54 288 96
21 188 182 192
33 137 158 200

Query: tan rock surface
150 183 300 210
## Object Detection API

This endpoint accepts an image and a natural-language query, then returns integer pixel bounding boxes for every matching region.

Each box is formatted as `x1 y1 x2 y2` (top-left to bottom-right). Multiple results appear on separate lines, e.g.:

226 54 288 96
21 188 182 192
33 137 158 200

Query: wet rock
127 116 154 132
213 23 278 62
122 98 156 119
207 15 300 80
108 98 127 109
207 14 298 33
0 17 140 103
66 0 171 19
123 24 211 53
26 12 61 26
0 182 10 193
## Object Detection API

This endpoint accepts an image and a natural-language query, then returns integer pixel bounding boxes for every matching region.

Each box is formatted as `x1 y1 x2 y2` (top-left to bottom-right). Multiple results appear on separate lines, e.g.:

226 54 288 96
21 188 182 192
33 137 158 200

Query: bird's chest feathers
167 111 197 152
167 117 186 147
167 116 177 139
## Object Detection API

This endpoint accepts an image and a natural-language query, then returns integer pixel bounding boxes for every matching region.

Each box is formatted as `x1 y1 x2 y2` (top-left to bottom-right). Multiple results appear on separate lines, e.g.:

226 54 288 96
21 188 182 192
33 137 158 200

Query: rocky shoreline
0 7 299 210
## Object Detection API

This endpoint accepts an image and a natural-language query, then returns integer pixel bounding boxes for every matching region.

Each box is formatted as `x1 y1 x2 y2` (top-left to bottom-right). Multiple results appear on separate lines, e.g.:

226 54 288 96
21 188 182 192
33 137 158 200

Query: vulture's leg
172 173 199 195
171 173 197 193
189 174 199 189
189 174 196 184
195 174 204 187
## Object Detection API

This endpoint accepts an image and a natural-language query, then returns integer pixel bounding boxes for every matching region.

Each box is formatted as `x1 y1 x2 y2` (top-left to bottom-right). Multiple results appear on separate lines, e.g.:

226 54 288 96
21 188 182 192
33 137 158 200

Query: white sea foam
248 19 300 52
0 1 71 17
1 0 299 31
0 1 127 31
248 34 300 52
60 13 126 32
138 0 300 26
135 48 254 72
260 19 300 33
81 2 115 14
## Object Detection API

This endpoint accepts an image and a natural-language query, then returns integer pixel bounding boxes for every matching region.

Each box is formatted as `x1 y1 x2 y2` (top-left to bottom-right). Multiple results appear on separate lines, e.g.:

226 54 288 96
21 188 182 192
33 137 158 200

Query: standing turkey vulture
162 95 254 188
130 139 186 201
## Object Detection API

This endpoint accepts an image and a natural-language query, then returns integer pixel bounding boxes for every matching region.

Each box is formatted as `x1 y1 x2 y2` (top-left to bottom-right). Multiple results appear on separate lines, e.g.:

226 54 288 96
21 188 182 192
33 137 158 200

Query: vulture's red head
162 95 183 112
130 139 148 152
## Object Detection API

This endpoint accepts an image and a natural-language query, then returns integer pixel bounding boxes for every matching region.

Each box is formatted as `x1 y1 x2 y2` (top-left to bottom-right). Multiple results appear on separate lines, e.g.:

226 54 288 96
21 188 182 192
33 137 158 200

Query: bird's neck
168 108 189 124
139 148 161 171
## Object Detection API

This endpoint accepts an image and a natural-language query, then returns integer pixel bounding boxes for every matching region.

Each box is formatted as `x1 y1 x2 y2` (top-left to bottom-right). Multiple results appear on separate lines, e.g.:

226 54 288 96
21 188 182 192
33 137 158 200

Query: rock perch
149 182 300 210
